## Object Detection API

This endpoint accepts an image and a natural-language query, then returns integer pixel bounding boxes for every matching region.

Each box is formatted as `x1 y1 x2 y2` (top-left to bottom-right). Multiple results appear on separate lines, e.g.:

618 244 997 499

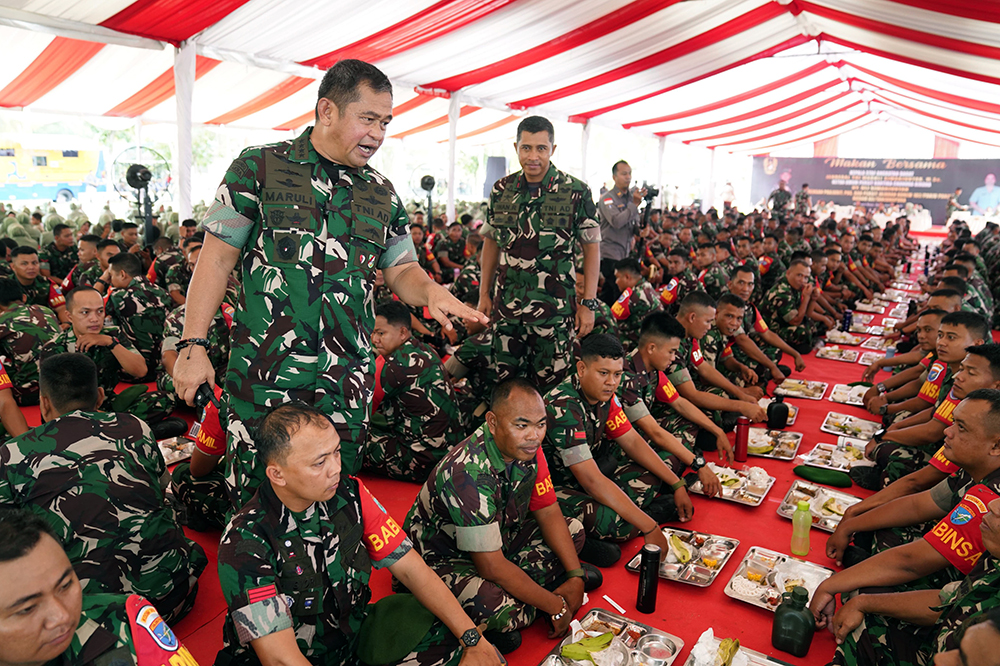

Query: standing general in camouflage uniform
768 182 792 223
39 223 79 280
404 379 593 650
106 253 171 379
0 277 59 406
172 60 484 506
544 334 691 554
478 116 601 395
217 403 502 666
40 288 173 429
0 354 206 623
610 258 661 350
0 509 202 666
9 246 70 325
364 301 463 482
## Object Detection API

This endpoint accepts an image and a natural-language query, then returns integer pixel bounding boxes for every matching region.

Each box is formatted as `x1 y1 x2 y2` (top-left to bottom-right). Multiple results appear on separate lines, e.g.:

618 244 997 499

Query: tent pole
447 95 459 223
657 136 666 210
174 40 196 222
705 147 716 213
580 120 591 185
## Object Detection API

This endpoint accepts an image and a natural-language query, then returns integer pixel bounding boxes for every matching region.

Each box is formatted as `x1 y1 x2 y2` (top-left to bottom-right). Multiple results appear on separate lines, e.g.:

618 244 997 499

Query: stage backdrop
751 157 999 223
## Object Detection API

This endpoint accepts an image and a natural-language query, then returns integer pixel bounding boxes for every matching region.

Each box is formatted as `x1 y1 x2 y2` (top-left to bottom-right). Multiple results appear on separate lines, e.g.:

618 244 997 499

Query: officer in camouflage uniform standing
477 116 601 395
0 278 59 406
404 379 592 650
365 301 464 482
173 60 484 507
105 253 171 380
0 509 203 666
0 354 206 623
217 403 502 666
39 223 79 280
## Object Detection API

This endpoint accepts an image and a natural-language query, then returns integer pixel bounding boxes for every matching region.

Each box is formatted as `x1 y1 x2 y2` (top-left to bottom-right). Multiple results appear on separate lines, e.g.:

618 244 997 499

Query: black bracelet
176 338 210 352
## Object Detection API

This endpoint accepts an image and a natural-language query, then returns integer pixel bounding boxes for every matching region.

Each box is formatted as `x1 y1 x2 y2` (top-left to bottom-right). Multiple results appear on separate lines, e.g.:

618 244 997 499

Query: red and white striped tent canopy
1 0 998 153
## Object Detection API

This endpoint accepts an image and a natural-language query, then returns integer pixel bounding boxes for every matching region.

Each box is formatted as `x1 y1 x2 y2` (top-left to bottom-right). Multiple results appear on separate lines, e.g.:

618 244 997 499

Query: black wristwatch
690 453 706 472
876 382 887 395
878 404 888 416
873 427 887 443
580 298 601 312
460 628 480 649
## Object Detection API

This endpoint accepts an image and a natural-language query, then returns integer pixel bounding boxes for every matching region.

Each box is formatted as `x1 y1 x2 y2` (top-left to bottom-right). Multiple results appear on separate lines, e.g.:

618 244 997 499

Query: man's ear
95 387 105 410
484 410 496 435
576 359 586 376
266 463 286 487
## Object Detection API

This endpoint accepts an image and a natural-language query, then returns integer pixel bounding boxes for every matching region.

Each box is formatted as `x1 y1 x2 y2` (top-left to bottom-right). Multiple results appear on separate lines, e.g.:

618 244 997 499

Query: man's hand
793 353 806 372
802 283 814 299
458 639 504 666
576 307 595 337
864 437 880 460
741 385 765 400
826 523 853 567
476 295 492 318
866 394 888 415
76 333 113 351
861 364 881 384
632 188 646 206
173 345 217 407
675 488 694 522
645 525 669 557
550 579 585 638
770 364 786 384
862 287 874 301
810 585 837 628
428 287 489 332
832 597 866 645
716 434 734 464
738 365 759 386
740 403 767 422
698 467 722 498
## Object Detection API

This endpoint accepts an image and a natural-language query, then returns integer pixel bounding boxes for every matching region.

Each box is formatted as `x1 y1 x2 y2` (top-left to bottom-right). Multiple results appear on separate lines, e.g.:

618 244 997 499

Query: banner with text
751 157 999 223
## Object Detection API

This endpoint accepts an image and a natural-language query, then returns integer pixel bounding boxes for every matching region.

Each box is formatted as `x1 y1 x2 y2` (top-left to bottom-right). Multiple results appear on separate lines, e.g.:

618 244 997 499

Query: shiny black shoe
578 539 622 568
483 629 521 655
850 465 882 491
151 417 189 440
581 563 603 592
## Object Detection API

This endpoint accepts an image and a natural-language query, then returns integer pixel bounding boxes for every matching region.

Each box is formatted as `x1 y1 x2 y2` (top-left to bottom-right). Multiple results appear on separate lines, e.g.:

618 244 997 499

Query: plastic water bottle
791 500 811 556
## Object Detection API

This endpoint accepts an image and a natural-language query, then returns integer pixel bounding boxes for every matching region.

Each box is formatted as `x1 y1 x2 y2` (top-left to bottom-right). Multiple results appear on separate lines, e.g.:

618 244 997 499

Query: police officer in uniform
172 60 484 507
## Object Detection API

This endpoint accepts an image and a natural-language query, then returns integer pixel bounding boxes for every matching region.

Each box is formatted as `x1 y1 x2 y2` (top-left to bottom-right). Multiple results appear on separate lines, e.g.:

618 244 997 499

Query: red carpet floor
25 271 938 665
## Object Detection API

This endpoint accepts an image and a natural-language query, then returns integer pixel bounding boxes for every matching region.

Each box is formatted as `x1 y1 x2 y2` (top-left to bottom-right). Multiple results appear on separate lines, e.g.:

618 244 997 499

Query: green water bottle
772 586 815 657
791 500 811 556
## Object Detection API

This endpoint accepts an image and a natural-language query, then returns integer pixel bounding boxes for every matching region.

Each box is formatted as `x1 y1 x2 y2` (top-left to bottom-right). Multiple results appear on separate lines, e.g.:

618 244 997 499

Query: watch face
461 629 480 647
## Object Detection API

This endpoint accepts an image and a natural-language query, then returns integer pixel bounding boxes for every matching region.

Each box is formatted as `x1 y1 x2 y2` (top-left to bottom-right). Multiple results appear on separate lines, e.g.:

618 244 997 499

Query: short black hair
0 238 17 252
10 246 37 259
490 378 541 412
698 242 716 251
79 234 101 246
941 311 989 342
0 278 24 306
919 308 948 319
939 276 967 295
715 241 731 252
944 263 970 278
965 343 1000 381
52 223 71 236
516 115 554 144
39 353 99 412
182 235 204 250
825 248 842 256
614 257 642 277
121 222 138 231
930 288 962 300
376 300 411 329
788 258 811 270
954 252 978 263
316 59 392 117
964 388 1000 437
678 291 716 316
730 265 755 281
790 250 809 262
97 239 120 252
181 218 197 228
108 252 143 277
256 402 335 466
580 333 625 363
65 286 100 311
717 293 746 310
448 221 462 229
0 508 58 564
466 233 483 252
667 248 690 260
612 160 628 176
639 311 686 343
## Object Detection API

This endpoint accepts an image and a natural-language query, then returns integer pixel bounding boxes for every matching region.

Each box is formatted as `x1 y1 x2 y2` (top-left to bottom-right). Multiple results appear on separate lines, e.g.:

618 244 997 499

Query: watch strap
669 478 686 491
460 628 480 648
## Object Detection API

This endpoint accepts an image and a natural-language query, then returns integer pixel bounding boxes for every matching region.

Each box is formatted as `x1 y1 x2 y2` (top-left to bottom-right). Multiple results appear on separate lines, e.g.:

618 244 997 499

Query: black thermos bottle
636 544 660 613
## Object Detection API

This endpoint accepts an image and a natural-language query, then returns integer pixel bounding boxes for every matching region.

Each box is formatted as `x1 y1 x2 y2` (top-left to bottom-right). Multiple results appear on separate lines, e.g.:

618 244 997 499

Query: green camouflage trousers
362 414 452 483
225 394 369 509
832 599 935 666
873 440 936 487
556 458 659 541
409 516 585 634
493 319 574 395
171 463 228 531
772 322 813 348
109 386 175 425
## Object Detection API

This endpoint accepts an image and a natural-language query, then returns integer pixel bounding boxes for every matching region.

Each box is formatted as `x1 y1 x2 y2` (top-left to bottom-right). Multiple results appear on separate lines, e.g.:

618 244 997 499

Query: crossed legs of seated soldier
831 600 936 666
171 464 229 531
556 460 660 542
401 517 585 635
110 385 175 425
363 424 450 483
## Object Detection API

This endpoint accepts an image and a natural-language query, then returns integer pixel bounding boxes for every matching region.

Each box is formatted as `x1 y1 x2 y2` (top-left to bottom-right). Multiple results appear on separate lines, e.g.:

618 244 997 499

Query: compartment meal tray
537 608 684 666
624 526 740 587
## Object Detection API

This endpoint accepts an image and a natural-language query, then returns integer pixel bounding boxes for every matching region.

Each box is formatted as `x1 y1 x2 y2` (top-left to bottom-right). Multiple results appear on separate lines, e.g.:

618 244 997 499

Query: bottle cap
797 500 810 511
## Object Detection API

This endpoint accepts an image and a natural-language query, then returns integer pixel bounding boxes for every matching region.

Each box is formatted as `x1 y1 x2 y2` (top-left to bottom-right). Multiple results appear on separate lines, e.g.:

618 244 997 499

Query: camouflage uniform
435 236 466 283
403 423 584 633
0 410 206 622
218 477 462 666
106 278 171 374
590 299 619 339
39 326 173 425
701 325 741 386
610 278 661 350
149 248 184 290
157 303 233 396
449 259 480 305
733 300 782 369
768 187 792 222
444 330 497 433
735 257 763 302
658 267 700 316
758 254 786 293
760 275 814 348
39 242 79 280
696 262 729 302
776 240 794 267
19 274 66 311
794 190 810 215
76 260 105 289
364 337 463 482
618 348 696 470
164 262 192 301
203 127 419 505
0 302 59 405
61 259 96 292
172 392 229 532
544 375 659 541
481 164 601 394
